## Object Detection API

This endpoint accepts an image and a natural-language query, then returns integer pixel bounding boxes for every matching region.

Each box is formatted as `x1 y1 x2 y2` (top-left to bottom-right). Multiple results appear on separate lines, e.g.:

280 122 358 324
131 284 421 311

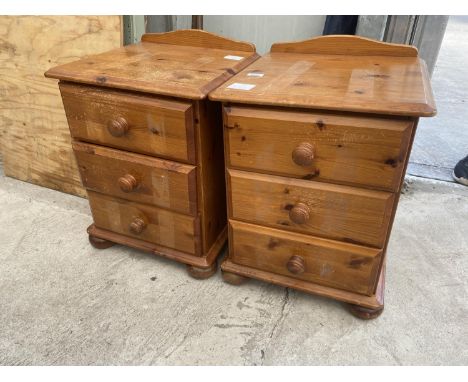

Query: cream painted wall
202 15 326 54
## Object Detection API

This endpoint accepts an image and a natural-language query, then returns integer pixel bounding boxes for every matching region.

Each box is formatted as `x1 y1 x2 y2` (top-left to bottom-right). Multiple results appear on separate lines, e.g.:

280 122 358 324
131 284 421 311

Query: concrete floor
409 16 468 182
0 162 467 365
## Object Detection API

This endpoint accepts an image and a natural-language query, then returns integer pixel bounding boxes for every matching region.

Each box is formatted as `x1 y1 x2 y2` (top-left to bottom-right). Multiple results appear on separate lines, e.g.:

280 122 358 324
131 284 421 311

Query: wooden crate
0 16 122 197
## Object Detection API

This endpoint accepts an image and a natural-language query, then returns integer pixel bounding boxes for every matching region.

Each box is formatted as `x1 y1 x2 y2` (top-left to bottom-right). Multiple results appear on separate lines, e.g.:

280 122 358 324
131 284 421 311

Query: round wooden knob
292 142 315 166
118 174 138 193
129 217 146 234
287 255 305 275
289 203 310 224
107 117 129 137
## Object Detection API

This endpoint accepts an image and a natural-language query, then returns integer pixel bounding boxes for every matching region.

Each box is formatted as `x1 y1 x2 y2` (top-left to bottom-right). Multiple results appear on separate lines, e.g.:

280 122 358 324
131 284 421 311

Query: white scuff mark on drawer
320 263 335 277
151 173 171 210
107 199 121 232
159 210 176 250
226 83 256 91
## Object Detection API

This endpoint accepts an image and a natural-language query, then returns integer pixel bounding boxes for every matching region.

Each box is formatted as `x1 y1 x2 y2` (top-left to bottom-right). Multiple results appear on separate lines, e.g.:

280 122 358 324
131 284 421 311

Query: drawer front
224 106 413 191
228 169 394 247
73 142 197 215
88 191 199 255
60 83 195 163
229 220 382 295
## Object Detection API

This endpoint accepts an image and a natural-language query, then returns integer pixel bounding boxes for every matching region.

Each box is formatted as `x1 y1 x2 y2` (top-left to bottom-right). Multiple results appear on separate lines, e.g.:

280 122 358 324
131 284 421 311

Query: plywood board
0 16 122 197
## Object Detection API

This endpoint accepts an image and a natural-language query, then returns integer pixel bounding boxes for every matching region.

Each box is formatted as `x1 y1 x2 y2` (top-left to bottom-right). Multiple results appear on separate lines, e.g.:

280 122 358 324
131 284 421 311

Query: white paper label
224 55 244 61
226 83 256 91
247 71 264 78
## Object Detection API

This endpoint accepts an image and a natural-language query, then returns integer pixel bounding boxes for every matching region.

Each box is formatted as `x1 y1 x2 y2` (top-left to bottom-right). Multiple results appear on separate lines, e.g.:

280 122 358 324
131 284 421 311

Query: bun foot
186 262 217 280
222 271 248 286
88 234 115 249
348 304 384 320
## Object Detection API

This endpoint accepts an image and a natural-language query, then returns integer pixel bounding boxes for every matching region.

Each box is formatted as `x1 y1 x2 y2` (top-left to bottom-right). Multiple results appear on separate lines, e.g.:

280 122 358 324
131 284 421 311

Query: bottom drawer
88 191 199 255
229 220 382 295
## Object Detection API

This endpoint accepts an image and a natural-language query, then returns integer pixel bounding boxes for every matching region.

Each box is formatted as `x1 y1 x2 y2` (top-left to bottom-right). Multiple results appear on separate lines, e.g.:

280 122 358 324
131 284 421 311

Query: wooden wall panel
0 16 122 197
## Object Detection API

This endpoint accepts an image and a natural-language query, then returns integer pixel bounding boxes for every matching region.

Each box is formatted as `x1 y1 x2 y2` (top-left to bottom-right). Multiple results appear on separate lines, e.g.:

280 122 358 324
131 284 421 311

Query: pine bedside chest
209 35 436 318
45 30 259 279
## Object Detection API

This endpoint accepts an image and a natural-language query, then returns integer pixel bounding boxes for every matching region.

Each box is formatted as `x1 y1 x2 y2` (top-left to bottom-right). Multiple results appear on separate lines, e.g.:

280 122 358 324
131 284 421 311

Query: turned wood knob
289 203 310 224
107 117 129 137
287 255 305 275
118 174 138 193
129 217 146 234
292 142 315 166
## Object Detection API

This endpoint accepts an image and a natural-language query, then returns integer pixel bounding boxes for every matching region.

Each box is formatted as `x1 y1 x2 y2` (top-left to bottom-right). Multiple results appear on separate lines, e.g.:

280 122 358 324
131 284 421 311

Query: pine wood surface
221 255 385 310
210 36 436 117
270 35 418 56
193 100 228 253
224 105 414 191
227 169 394 248
88 191 199 255
88 224 227 268
228 220 382 295
141 29 256 52
60 82 195 163
43 29 259 269
73 141 197 215
217 36 436 314
45 30 260 100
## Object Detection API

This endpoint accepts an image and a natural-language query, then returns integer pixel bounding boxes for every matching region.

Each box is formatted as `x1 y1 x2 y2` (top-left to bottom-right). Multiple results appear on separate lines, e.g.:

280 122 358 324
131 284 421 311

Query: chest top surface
45 29 259 100
209 35 436 117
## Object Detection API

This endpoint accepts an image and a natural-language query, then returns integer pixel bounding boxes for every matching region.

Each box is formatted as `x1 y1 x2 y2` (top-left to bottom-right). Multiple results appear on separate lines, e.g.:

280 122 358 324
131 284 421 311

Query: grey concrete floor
0 162 467 365
409 16 468 182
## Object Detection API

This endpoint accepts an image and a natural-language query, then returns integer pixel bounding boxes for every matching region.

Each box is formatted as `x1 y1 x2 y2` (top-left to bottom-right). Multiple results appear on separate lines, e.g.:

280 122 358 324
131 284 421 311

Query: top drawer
224 106 414 191
60 83 195 163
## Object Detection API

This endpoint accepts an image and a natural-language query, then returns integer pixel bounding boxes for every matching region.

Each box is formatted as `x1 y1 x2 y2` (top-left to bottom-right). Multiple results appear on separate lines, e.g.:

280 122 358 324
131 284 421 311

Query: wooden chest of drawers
45 30 259 278
210 35 436 318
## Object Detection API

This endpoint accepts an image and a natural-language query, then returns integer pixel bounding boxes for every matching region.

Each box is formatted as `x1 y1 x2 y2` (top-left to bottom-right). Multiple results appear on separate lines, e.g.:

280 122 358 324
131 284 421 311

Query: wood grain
221 256 385 309
228 220 382 295
37 27 256 270
224 105 414 191
60 82 195 163
73 141 197 215
194 100 228 253
271 35 418 56
217 36 436 314
0 16 122 197
141 29 256 52
88 224 227 268
228 169 394 248
42 29 252 268
210 52 436 117
88 191 199 255
45 37 260 100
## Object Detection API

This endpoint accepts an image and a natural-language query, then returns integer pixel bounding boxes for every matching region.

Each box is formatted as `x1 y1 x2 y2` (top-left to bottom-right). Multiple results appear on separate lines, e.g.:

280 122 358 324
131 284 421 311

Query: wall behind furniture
356 15 448 76
0 16 122 197
202 16 326 54
143 15 326 54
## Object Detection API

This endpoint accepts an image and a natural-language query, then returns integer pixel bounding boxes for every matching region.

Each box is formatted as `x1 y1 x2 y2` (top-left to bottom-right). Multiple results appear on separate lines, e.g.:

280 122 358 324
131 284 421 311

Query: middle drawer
228 169 394 248
73 141 197 215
